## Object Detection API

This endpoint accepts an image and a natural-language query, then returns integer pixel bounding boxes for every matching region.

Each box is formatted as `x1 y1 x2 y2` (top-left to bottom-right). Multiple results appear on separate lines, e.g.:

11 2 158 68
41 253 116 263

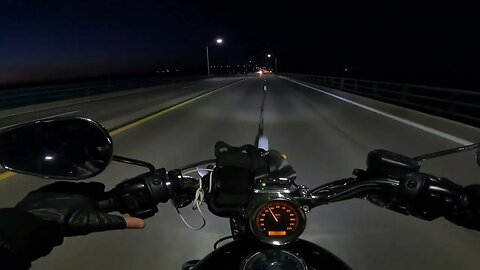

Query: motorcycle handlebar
304 172 466 220
96 163 466 222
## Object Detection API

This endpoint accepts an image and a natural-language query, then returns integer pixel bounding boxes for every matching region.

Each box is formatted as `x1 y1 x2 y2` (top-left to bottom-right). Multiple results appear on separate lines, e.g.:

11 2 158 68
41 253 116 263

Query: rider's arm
0 208 62 270
0 182 146 269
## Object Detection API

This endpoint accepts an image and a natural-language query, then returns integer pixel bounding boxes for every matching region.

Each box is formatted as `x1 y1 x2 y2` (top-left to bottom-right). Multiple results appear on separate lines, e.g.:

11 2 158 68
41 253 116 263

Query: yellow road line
0 171 15 181
110 78 247 135
110 85 224 136
0 78 247 181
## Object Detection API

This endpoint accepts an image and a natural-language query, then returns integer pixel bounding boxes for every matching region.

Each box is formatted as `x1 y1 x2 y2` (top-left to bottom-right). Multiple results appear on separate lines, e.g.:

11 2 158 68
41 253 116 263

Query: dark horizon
1 0 479 90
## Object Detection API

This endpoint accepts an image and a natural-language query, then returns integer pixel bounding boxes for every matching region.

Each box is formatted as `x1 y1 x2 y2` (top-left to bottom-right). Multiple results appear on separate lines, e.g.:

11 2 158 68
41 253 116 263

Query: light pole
267 53 277 72
207 38 223 76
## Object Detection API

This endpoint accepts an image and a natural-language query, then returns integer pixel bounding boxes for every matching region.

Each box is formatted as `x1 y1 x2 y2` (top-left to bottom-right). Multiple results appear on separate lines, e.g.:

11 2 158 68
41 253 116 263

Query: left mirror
0 117 113 180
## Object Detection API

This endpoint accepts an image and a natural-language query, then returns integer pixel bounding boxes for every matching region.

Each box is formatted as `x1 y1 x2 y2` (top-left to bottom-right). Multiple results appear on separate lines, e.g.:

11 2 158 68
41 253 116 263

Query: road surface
1 75 479 270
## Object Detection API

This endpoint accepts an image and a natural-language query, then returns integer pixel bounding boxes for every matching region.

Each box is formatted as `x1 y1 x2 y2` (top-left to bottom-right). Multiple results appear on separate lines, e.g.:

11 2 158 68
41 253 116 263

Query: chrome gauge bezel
240 250 308 270
249 198 306 245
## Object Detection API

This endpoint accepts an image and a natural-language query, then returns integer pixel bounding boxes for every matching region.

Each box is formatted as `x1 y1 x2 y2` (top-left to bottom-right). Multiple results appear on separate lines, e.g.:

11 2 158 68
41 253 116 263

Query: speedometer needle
268 207 279 222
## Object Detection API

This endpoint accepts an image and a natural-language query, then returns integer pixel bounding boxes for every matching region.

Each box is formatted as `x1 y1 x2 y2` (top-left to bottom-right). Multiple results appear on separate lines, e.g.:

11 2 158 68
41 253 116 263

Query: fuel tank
192 238 352 270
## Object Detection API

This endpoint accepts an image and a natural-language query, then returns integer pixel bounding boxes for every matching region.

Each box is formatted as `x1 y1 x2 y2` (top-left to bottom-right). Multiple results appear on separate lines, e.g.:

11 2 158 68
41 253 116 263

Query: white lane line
0 110 79 129
280 76 473 146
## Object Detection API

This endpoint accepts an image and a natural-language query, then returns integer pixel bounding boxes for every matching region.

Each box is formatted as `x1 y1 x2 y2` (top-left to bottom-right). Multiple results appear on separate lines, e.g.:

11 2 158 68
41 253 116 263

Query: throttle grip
96 195 118 213
96 169 172 219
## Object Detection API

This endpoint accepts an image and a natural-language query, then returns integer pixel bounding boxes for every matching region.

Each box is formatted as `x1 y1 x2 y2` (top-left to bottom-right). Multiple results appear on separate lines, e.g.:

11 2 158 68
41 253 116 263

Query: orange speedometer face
251 200 306 245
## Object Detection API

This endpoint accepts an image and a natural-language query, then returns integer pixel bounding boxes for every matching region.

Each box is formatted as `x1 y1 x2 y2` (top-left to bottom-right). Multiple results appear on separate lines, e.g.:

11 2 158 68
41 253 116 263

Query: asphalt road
1 75 480 270
0 77 244 130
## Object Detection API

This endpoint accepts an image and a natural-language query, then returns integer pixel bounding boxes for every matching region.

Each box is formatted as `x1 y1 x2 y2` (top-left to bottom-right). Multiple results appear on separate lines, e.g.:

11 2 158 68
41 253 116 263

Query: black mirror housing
0 117 113 180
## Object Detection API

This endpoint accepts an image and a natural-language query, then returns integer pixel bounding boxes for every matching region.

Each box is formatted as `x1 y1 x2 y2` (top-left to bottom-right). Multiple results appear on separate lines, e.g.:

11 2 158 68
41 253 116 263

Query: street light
266 53 277 72
206 37 224 76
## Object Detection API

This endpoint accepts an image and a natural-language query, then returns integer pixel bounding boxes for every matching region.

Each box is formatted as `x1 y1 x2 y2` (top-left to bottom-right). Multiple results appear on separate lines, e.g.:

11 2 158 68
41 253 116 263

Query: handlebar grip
97 196 119 213
95 170 171 219
367 172 467 220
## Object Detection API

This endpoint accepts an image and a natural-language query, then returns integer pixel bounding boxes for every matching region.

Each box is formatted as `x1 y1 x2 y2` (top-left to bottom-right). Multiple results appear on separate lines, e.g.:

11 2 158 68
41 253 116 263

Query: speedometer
250 199 306 245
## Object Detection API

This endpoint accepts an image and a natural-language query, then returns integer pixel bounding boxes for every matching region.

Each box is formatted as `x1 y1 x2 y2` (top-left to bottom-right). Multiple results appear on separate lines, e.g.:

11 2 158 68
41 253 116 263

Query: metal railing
0 76 209 111
282 73 480 127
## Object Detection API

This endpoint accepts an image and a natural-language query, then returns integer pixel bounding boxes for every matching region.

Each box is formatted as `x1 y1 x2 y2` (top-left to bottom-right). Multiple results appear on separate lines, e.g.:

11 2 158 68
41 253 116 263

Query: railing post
447 92 457 113
372 83 378 97
401 85 408 103
28 94 34 106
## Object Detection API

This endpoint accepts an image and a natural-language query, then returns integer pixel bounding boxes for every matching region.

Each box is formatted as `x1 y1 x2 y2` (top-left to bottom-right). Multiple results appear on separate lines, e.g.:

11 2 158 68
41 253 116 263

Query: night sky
1 0 479 89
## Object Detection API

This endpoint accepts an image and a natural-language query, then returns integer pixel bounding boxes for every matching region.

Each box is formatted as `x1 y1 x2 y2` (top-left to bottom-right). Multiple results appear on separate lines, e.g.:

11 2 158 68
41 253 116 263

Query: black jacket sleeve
0 208 63 270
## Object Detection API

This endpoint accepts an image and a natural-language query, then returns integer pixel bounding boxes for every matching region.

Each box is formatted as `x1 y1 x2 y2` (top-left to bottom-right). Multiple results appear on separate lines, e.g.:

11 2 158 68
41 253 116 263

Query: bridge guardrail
0 76 211 111
282 73 480 127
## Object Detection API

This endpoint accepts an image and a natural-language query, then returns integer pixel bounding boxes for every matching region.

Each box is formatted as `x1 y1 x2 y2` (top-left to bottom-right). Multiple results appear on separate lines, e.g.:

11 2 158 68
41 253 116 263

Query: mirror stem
413 142 480 162
112 155 157 175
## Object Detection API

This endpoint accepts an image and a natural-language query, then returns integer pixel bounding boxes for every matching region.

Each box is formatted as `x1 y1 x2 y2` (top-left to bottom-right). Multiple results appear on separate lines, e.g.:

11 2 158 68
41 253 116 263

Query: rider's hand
445 185 480 231
0 182 146 268
15 181 146 236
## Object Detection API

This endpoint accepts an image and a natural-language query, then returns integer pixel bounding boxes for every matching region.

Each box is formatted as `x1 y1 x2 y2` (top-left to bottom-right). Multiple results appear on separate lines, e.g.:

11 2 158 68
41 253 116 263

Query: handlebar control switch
395 173 466 220
400 173 426 199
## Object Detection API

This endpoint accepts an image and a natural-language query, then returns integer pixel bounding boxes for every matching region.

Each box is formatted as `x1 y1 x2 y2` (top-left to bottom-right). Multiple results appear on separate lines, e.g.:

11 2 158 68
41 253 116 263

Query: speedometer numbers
250 200 306 245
